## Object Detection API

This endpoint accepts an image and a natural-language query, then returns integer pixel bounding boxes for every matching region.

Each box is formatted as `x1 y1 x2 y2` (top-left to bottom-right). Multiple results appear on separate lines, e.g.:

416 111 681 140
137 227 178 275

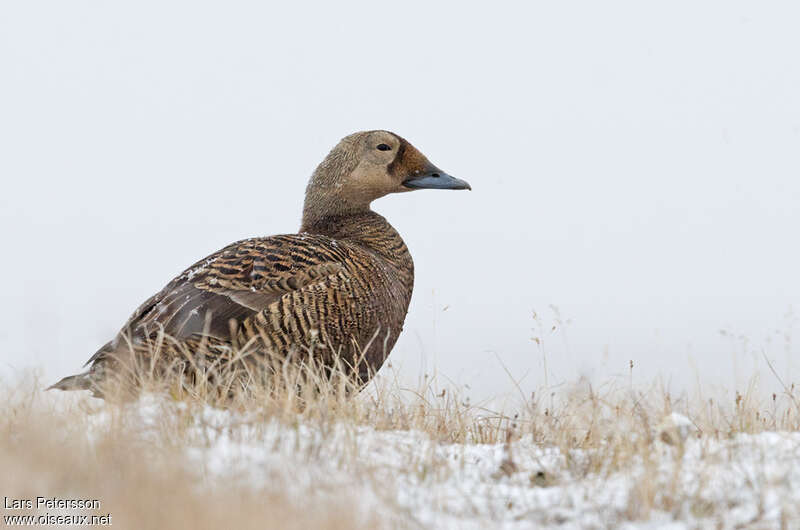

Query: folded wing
86 235 348 366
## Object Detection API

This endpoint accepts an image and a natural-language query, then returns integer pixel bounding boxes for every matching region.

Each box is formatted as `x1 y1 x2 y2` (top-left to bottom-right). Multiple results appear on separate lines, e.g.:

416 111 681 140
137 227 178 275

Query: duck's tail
47 371 93 392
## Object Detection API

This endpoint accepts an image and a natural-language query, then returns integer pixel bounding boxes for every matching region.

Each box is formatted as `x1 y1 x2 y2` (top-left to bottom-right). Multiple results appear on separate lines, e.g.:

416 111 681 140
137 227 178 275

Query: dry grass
3 374 389 530
3 338 800 528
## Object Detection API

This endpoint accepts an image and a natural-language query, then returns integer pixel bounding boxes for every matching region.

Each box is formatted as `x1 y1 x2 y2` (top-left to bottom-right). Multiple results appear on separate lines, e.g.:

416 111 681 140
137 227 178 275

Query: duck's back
81 212 414 387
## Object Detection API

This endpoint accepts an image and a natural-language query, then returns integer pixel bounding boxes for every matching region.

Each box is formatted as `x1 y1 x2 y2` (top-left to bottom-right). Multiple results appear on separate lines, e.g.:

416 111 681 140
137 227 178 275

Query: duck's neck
301 194 367 233
301 210 414 277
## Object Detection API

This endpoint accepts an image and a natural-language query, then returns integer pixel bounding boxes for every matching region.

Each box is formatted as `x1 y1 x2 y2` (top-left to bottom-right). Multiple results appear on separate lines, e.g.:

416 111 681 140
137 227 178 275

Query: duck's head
302 130 470 229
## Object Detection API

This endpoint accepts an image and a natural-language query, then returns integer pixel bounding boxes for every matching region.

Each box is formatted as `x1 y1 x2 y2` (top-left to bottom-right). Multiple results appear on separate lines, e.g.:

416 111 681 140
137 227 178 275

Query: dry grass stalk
4 334 799 527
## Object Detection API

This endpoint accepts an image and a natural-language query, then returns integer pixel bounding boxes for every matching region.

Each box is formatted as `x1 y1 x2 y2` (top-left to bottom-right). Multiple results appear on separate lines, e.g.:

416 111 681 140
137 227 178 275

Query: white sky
1 1 798 401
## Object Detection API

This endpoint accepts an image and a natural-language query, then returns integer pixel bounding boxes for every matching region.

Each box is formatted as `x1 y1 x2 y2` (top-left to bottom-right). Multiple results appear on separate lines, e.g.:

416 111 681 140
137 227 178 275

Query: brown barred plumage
50 130 470 396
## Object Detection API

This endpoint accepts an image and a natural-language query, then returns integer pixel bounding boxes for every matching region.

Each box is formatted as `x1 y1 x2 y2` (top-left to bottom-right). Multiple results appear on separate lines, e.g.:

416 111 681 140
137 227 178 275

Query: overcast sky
1 1 798 401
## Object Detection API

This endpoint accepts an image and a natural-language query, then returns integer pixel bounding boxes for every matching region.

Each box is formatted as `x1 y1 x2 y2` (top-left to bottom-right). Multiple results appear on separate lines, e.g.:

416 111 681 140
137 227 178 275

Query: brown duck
51 130 470 394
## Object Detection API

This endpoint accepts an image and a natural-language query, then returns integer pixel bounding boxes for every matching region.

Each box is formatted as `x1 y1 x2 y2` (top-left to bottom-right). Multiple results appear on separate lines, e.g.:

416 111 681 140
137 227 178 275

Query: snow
655 412 697 446
89 397 800 529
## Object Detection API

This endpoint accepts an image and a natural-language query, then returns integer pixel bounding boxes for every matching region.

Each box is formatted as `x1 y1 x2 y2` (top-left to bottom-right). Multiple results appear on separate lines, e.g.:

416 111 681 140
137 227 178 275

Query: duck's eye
376 144 392 151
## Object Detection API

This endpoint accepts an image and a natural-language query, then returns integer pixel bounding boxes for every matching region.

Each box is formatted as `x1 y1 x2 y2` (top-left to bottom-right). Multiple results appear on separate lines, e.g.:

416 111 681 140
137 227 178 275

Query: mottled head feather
301 130 434 231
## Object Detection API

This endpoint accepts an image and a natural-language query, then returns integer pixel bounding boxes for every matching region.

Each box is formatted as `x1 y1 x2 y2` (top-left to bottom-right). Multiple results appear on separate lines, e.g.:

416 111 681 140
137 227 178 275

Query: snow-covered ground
89 397 800 529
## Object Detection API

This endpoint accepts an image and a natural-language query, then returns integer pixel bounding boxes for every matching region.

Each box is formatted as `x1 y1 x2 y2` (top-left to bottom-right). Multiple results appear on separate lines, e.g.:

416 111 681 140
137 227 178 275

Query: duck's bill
402 171 471 190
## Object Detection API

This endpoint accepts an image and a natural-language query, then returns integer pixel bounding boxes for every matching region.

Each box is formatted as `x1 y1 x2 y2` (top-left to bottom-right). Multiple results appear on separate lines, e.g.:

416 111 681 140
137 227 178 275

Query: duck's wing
86 234 348 366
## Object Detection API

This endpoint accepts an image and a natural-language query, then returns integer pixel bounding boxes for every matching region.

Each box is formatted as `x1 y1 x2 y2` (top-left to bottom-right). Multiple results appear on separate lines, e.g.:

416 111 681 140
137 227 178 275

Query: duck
50 130 470 396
